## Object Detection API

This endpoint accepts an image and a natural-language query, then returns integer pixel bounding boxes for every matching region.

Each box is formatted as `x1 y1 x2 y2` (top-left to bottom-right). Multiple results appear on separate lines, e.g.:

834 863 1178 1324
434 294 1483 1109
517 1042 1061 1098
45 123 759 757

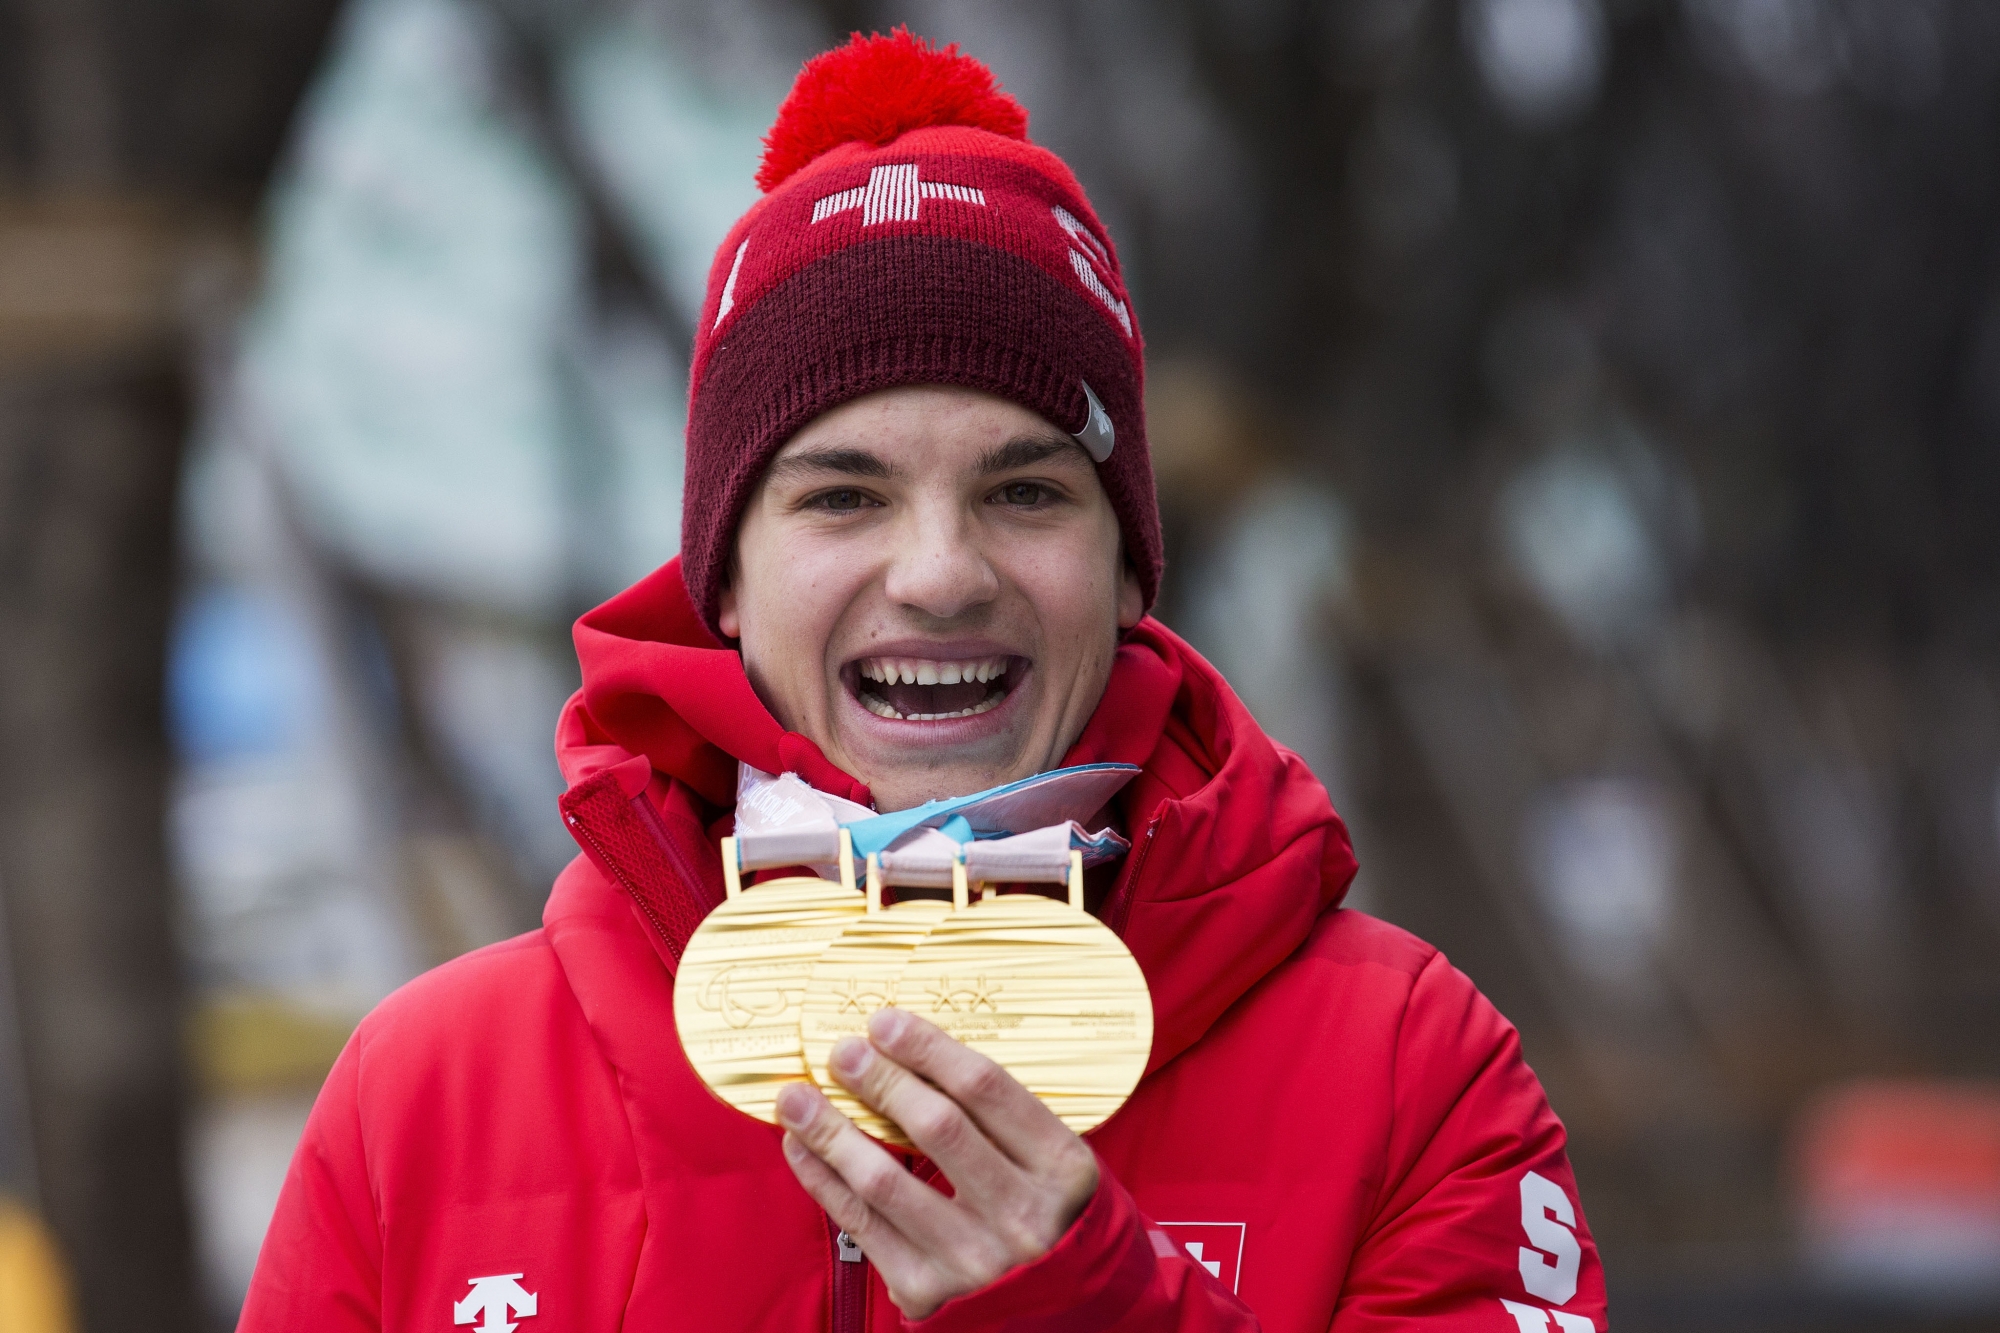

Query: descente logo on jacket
453 1275 534 1332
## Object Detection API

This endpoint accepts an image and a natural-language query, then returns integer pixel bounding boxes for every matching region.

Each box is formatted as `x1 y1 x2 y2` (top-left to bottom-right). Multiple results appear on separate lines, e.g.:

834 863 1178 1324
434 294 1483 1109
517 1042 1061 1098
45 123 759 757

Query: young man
241 31 1607 1333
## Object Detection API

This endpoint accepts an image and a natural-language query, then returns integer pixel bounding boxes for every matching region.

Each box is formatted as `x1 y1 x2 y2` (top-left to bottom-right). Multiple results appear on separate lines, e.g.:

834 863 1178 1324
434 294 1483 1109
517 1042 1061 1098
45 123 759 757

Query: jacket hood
555 557 1357 1073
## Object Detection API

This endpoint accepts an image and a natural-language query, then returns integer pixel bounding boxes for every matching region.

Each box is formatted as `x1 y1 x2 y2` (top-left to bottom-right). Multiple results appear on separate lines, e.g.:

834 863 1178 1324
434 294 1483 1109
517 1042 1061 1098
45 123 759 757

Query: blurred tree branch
0 2 341 1328
478 0 697 363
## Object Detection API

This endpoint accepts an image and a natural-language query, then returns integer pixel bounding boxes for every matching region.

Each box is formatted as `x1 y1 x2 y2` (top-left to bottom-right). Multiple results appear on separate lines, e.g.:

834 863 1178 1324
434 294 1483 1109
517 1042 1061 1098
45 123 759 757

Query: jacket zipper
563 810 681 957
629 782 718 908
829 1218 867 1333
1105 813 1163 939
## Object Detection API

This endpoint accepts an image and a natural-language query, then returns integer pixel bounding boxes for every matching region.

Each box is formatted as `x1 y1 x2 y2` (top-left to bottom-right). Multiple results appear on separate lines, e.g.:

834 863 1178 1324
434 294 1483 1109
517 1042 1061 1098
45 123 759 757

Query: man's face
719 385 1143 813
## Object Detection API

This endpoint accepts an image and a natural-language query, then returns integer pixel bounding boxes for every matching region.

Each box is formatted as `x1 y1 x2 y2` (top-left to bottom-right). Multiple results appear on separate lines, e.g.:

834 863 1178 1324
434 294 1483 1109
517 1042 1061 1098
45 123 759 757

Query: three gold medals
673 827 1153 1141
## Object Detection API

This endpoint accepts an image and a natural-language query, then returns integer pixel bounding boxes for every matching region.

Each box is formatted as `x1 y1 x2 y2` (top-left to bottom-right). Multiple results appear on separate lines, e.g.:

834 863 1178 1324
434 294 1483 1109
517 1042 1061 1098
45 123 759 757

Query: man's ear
1117 558 1144 630
717 575 742 640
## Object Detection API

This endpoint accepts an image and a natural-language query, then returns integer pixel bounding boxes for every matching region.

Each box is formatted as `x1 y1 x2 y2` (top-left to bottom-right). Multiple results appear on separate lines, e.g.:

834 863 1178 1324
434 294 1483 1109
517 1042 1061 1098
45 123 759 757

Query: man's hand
776 1006 1101 1320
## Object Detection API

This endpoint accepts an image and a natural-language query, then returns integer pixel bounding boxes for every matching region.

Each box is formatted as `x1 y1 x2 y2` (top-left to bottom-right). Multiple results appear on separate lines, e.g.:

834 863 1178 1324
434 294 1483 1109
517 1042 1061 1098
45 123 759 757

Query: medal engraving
896 892 1152 1135
673 871 866 1123
801 897 952 1145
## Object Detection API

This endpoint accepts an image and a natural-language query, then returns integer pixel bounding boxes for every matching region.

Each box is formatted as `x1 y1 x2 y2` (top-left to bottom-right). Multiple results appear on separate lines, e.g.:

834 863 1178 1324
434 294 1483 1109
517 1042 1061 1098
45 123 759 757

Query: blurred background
3 0 2000 1329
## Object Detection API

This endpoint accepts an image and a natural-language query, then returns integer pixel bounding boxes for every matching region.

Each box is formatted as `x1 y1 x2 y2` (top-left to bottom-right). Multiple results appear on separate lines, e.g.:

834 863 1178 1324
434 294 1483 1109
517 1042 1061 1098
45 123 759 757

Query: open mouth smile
848 655 1021 722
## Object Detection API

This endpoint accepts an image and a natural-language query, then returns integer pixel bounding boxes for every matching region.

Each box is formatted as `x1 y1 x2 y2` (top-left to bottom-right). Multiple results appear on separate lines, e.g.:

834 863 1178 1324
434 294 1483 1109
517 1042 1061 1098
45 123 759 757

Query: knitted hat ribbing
680 30 1161 637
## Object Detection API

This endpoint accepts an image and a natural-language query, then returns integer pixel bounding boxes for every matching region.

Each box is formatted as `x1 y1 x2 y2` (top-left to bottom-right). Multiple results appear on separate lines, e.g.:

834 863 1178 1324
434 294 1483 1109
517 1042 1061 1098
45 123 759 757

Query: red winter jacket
240 559 1608 1332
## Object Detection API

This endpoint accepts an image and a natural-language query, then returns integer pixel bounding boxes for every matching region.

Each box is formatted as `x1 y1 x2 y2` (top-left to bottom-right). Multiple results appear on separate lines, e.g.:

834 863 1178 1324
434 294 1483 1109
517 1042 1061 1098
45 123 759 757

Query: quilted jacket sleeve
1330 951 1609 1332
235 1036 382 1333
906 1157 1261 1332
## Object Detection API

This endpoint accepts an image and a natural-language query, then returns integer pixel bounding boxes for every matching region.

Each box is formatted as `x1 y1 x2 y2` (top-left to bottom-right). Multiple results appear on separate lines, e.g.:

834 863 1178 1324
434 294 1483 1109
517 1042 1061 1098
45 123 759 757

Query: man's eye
815 489 869 511
996 482 1050 506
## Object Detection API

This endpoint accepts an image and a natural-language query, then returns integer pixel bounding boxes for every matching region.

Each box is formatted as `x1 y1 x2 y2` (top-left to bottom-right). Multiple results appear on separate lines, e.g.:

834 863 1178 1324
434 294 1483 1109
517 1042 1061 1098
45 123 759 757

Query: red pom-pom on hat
757 28 1029 193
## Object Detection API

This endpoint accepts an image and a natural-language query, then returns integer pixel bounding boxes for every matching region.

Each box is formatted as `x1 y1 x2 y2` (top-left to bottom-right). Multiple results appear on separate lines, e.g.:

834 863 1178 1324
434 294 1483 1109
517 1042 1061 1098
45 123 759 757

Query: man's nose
881 502 1000 620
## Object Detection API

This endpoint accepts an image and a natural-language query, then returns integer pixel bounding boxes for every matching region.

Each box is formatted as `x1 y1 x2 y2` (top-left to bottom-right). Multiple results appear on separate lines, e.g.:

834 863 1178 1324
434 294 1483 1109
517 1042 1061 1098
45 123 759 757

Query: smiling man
724 386 1139 813
241 31 1608 1333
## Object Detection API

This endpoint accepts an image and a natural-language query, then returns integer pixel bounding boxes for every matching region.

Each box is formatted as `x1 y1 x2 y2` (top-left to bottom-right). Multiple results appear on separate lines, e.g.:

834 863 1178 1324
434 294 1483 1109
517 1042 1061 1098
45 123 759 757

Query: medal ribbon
732 762 1137 886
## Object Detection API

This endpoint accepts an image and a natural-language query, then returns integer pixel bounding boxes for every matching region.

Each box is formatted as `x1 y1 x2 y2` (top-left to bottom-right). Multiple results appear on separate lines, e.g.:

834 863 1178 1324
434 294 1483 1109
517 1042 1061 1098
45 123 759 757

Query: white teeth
853 656 1013 687
861 694 904 720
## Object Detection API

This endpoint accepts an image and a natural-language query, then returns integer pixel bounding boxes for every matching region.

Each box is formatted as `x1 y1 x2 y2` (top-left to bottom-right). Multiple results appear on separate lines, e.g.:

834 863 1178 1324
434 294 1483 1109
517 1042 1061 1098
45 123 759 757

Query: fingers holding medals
853 1007 1097 1214
830 1016 1006 1179
775 1079 938 1251
778 1010 1098 1321
776 1076 1014 1320
840 1008 1104 1256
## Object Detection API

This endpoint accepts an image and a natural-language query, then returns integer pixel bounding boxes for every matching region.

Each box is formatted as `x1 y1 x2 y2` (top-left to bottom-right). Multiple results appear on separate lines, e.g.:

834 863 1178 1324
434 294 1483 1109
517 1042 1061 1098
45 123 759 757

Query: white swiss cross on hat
811 163 986 226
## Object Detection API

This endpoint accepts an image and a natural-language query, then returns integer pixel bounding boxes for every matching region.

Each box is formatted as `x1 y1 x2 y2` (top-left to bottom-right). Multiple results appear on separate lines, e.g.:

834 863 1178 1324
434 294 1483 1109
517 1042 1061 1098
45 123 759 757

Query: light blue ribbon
840 762 1138 858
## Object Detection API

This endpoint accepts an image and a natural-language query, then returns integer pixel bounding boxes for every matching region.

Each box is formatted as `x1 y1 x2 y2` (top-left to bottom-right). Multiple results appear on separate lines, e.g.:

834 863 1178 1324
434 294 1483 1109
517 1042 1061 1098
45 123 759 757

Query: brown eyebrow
976 433 1088 475
765 446 898 482
766 433 1085 484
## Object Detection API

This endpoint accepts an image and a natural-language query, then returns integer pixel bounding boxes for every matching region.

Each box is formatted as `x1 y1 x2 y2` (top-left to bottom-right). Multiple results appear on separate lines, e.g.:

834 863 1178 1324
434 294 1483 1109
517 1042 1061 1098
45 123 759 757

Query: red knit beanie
680 29 1161 638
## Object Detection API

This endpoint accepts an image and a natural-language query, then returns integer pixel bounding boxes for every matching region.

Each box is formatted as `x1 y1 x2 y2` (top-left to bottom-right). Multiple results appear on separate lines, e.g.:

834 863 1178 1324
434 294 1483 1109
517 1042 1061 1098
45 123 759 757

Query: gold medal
673 831 865 1124
800 855 951 1145
864 852 1153 1137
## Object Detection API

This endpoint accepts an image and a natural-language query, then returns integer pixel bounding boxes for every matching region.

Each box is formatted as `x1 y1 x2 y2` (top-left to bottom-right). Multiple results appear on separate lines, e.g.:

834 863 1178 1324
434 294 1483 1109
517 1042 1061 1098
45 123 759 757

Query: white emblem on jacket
454 1273 537 1332
1150 1222 1247 1293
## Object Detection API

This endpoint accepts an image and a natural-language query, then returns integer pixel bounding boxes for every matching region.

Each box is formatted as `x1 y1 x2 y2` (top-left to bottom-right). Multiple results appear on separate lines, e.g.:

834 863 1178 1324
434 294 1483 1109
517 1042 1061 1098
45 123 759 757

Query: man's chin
858 757 1032 813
